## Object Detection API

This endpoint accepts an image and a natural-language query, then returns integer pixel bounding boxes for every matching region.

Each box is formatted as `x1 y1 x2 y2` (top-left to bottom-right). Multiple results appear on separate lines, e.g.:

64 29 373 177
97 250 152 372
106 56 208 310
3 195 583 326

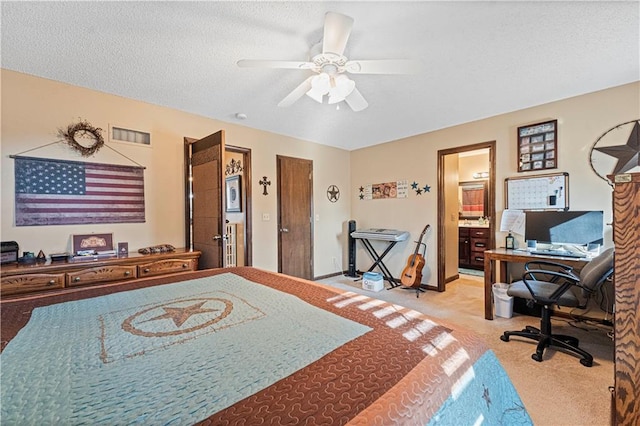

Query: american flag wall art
14 156 145 226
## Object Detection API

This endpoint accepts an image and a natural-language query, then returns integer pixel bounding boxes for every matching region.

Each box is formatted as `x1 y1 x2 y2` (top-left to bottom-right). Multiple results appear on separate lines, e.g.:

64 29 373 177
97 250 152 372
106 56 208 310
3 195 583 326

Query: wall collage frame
517 119 558 172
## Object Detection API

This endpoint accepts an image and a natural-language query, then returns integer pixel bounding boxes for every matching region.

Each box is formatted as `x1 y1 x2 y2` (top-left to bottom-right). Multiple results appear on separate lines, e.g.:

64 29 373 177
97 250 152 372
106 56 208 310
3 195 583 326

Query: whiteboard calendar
505 172 569 210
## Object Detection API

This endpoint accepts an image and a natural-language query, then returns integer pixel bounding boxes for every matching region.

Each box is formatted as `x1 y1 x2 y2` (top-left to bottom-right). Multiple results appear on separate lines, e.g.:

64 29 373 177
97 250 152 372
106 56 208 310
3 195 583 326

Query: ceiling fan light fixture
239 11 415 112
306 87 325 103
306 73 331 103
328 75 355 104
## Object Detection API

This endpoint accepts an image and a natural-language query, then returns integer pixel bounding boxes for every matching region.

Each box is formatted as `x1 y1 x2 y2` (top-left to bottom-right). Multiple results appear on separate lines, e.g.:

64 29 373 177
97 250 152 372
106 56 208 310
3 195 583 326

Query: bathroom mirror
459 180 488 219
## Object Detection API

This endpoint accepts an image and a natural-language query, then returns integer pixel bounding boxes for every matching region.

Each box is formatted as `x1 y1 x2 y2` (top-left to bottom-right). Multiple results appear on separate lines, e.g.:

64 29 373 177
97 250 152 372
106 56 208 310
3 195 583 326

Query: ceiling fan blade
344 59 420 74
344 87 368 112
322 12 354 56
237 59 315 70
278 76 314 107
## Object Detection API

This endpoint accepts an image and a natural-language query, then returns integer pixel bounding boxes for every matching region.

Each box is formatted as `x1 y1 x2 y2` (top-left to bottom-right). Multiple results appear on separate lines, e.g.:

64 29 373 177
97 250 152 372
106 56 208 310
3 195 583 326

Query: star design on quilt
411 181 419 189
145 301 220 328
594 120 640 174
482 385 492 408
423 185 431 192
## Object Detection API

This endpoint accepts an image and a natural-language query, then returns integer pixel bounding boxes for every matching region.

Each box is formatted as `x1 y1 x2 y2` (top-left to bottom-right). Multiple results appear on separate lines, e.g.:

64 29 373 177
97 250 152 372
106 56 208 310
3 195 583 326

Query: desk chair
500 248 614 367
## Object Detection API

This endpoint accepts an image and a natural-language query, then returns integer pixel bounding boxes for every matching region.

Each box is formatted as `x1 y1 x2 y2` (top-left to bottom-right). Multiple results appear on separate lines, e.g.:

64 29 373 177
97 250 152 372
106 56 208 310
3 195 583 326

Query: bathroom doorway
436 141 496 291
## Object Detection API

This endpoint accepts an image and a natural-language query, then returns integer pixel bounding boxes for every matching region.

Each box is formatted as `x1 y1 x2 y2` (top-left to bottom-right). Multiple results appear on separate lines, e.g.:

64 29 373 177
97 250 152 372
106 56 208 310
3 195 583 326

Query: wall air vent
110 126 151 146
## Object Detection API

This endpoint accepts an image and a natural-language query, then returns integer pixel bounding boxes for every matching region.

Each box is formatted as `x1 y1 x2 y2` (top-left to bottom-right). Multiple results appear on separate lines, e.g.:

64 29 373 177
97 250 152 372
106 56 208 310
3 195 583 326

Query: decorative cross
259 176 271 195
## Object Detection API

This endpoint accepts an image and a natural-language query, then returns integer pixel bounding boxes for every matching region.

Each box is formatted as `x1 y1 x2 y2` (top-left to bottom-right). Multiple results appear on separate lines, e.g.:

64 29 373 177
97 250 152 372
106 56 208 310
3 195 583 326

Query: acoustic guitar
400 224 430 288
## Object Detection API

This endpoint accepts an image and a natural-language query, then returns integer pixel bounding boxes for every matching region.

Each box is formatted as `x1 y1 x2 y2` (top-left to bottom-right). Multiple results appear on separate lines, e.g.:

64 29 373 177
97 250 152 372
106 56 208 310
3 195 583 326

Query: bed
1 267 531 425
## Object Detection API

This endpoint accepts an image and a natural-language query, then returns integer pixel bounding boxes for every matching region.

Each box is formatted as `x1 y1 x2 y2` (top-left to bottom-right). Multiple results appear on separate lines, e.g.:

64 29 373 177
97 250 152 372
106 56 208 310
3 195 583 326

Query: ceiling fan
237 12 418 112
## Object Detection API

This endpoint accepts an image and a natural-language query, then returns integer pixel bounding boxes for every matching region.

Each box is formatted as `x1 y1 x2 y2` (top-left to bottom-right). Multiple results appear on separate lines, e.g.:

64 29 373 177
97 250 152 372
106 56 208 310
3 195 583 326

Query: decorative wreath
58 119 105 157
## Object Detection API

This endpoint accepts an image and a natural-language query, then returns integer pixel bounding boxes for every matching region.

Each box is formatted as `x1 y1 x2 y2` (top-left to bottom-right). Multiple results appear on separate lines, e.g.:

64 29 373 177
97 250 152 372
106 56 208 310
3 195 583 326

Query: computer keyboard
529 249 586 258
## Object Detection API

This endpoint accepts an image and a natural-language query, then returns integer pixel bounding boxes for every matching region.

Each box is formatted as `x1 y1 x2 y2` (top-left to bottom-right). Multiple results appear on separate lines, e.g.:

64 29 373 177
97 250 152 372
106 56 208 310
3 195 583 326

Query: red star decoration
595 121 640 174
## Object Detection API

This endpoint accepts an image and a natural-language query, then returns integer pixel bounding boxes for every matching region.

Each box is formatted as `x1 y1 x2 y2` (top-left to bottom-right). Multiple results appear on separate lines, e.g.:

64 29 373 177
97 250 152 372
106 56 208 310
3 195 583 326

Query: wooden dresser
610 172 640 426
0 248 201 298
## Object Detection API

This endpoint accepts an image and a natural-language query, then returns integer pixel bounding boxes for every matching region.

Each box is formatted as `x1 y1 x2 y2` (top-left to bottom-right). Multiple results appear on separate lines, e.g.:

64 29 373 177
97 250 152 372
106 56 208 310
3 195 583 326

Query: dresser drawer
67 265 137 287
469 228 490 238
1 273 66 296
470 253 486 267
471 237 489 252
138 258 197 278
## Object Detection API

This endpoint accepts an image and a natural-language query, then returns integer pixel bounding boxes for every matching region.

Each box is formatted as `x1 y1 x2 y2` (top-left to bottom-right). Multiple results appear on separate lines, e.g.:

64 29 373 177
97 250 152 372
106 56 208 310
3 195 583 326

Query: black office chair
500 247 614 367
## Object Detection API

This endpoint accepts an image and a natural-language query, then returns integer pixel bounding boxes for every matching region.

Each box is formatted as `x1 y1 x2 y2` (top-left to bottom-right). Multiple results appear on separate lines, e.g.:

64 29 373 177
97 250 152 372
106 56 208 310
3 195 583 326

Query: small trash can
362 272 384 292
492 283 514 318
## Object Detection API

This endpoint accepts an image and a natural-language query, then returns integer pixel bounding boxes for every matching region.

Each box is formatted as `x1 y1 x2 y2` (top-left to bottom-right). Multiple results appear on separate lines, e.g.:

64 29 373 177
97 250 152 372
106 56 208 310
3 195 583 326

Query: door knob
212 234 228 241
280 228 289 233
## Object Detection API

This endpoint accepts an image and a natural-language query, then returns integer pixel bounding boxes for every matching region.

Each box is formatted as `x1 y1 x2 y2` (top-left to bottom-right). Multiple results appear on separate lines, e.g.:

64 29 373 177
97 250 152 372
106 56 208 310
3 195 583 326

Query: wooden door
277 155 313 279
184 131 225 269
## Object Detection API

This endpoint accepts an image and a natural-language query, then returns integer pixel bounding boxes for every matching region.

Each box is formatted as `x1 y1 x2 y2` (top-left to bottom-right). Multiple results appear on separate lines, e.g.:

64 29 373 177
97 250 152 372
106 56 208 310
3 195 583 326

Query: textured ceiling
2 1 638 151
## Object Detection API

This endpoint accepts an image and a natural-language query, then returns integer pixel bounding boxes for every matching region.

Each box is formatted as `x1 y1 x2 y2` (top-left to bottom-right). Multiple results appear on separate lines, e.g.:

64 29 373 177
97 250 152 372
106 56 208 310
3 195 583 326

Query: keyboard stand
350 229 409 289
357 238 402 289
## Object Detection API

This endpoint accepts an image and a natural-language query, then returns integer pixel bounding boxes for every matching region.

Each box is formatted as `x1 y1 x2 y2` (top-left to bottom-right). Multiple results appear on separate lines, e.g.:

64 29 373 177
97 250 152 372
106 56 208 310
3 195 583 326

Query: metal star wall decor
327 185 340 202
409 181 430 195
590 119 640 185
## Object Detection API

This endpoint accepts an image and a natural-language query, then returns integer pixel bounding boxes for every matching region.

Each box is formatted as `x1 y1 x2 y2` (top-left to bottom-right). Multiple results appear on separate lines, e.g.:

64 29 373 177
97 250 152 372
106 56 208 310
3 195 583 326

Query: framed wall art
72 233 115 256
225 175 242 212
517 119 557 172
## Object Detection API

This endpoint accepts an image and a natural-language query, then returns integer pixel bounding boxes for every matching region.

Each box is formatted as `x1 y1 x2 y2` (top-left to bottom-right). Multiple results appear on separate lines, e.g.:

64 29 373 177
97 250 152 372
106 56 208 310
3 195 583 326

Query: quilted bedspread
0 267 532 425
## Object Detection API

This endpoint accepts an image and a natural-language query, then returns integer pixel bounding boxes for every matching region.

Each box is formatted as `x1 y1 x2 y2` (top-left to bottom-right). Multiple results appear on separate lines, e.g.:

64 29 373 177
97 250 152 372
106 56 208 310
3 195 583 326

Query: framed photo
72 233 114 256
531 153 545 161
118 242 129 257
517 120 557 172
225 175 242 212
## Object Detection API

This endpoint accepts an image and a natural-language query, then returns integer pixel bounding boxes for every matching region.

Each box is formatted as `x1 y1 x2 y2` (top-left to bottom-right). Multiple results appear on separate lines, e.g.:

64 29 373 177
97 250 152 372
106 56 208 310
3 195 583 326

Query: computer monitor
524 210 604 246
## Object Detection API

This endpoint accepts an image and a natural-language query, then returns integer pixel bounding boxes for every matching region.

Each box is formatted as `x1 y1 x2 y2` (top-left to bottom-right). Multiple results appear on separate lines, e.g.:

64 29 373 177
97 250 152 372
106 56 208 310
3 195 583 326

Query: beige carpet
318 274 614 426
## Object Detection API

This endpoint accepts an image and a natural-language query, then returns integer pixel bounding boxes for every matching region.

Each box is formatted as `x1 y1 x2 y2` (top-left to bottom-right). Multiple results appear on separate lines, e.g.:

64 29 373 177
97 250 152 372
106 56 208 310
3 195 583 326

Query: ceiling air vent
110 126 150 146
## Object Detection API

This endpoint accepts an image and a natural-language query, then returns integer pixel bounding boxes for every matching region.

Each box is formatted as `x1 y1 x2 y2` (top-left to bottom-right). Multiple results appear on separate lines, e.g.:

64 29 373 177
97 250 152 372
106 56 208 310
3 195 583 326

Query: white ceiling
2 1 638 151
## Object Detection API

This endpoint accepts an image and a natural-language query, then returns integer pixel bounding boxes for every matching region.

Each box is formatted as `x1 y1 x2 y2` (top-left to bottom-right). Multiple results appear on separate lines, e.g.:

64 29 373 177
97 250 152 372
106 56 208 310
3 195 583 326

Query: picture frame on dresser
72 233 115 256
117 242 129 257
517 120 558 172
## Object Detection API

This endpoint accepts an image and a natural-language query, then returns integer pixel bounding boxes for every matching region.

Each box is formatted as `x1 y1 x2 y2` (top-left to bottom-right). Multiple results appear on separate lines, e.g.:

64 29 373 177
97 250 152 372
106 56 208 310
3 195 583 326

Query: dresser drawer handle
124 271 131 276
47 279 56 286
143 268 150 273
74 277 81 282
182 263 188 268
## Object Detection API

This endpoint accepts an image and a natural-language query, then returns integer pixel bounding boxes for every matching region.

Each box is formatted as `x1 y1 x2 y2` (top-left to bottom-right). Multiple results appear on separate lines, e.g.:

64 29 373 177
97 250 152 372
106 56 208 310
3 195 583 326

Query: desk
351 228 409 289
483 248 590 320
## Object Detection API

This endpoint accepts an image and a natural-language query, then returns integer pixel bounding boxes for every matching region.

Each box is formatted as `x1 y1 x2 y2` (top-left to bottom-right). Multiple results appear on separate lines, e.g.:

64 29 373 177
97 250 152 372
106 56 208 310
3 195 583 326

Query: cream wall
351 81 640 288
3 71 638 282
0 70 351 276
459 153 489 183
